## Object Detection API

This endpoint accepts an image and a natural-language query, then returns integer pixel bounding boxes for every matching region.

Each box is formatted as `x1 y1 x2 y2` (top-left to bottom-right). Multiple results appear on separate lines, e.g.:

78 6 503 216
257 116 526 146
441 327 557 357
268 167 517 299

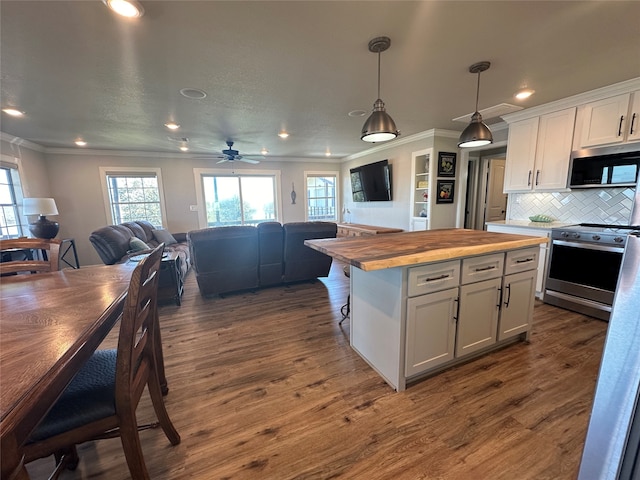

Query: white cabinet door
405 287 458 376
498 270 536 341
534 107 575 190
504 117 539 192
579 93 631 148
456 277 501 357
627 91 640 143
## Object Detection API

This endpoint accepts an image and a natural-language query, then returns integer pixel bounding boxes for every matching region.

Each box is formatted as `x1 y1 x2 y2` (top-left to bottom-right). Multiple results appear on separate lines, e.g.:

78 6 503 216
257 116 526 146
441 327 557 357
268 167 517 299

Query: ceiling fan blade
216 158 229 164
239 158 260 164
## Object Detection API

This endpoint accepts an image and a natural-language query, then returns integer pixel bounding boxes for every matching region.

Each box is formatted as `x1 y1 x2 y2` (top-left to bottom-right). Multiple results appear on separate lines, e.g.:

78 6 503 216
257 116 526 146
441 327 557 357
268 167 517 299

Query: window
0 164 25 238
305 171 339 221
100 167 167 227
201 173 278 226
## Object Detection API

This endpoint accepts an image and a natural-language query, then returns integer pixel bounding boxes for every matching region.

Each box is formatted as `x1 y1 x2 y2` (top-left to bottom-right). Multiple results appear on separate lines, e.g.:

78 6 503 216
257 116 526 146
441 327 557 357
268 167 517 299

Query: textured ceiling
1 1 639 160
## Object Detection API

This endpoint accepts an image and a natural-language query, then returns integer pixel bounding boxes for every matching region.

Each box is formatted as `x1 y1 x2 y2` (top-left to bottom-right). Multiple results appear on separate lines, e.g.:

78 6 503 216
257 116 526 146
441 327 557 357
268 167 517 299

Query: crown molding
0 132 46 152
502 77 640 124
344 129 461 161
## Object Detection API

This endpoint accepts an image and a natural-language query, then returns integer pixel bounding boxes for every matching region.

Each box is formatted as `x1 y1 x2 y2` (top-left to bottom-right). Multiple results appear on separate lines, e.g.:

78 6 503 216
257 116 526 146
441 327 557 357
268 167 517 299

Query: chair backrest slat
115 243 164 410
0 238 61 274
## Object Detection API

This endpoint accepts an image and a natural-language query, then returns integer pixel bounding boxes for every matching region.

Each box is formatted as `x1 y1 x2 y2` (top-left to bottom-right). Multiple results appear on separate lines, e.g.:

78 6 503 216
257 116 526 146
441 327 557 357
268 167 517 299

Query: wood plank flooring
26 261 607 479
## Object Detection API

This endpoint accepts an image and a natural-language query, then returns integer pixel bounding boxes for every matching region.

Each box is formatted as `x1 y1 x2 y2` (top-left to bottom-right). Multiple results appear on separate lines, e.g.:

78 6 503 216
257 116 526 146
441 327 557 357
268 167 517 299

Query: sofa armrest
173 232 188 243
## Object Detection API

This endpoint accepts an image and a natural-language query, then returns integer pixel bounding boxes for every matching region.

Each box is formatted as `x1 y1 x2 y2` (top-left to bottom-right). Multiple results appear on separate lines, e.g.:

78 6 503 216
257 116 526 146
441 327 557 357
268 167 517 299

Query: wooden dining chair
23 243 180 480
0 237 61 274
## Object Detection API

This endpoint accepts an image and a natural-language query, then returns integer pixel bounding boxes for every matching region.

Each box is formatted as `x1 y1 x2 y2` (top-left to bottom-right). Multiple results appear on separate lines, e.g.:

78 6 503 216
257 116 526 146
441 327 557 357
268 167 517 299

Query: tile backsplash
507 187 636 225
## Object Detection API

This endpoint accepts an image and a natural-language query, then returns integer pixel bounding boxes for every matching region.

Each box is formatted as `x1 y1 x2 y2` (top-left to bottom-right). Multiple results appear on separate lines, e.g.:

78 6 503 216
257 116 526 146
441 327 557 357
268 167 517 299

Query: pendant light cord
377 50 382 99
475 71 481 113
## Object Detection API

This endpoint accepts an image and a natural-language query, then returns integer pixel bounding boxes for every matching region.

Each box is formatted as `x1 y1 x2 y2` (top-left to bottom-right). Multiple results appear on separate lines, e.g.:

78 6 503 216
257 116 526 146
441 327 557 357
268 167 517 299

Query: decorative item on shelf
437 152 457 177
23 197 60 239
425 158 429 173
417 180 428 189
360 36 400 143
419 209 428 218
458 61 493 148
529 214 554 223
291 182 296 204
422 191 429 202
436 180 455 204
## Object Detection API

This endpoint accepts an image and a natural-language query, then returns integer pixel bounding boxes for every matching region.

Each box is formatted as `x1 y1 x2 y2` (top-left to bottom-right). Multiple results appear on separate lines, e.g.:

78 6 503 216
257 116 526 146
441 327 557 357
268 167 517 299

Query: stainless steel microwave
569 143 640 188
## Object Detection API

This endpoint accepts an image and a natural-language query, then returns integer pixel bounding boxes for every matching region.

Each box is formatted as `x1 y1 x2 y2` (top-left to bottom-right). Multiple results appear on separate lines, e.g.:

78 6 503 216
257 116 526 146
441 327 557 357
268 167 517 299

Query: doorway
463 147 507 230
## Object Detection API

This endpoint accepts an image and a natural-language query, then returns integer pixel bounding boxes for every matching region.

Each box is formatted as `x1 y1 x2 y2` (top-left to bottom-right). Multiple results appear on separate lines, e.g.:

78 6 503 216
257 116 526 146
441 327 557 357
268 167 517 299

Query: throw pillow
129 237 150 252
153 228 178 245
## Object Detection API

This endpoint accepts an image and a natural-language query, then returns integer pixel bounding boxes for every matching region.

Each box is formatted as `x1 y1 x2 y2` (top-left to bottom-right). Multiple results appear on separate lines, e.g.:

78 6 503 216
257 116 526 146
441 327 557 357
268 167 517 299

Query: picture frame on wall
436 180 455 204
437 152 457 177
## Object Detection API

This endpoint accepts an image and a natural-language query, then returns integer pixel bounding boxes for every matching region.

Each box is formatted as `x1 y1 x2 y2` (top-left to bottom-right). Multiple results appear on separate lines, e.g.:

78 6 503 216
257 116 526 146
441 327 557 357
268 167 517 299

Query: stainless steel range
544 223 640 320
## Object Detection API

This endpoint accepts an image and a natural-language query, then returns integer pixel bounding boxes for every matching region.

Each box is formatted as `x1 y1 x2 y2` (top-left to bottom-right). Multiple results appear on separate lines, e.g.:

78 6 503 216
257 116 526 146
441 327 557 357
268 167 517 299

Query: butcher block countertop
305 228 548 271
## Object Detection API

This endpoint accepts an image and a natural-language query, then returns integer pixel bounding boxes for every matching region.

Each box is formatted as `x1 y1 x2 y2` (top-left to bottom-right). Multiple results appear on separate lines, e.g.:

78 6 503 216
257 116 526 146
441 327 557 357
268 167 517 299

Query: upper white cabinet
504 107 576 193
576 91 640 148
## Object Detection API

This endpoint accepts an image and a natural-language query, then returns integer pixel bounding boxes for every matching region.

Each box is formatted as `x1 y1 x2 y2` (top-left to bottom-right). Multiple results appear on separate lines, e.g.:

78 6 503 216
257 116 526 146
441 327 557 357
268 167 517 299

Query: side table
157 251 184 306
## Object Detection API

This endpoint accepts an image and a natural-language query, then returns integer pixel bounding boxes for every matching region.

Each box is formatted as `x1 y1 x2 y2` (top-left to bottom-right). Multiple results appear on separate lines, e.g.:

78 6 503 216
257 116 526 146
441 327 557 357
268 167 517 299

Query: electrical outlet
189 205 198 211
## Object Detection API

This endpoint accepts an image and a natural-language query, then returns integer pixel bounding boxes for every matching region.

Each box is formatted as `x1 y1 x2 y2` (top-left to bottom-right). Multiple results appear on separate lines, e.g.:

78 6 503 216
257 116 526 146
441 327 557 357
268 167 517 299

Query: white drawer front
408 260 460 297
461 253 504 285
505 247 539 275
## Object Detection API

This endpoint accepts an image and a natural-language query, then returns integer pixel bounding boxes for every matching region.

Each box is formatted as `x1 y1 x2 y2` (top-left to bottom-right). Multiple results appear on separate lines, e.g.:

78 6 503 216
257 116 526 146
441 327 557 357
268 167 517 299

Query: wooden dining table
0 262 139 479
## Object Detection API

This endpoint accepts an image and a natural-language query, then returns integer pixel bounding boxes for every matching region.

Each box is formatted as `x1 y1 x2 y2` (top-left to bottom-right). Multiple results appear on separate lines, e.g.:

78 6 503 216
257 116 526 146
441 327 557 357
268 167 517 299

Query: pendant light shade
458 61 493 148
361 37 399 143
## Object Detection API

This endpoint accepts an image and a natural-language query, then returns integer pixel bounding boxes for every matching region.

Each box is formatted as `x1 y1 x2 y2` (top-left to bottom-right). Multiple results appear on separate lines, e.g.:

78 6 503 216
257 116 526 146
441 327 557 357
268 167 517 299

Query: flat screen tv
350 159 392 202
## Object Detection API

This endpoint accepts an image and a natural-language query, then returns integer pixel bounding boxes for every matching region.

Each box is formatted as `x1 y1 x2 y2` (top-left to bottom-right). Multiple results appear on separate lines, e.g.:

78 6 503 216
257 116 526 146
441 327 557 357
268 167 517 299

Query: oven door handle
552 239 625 254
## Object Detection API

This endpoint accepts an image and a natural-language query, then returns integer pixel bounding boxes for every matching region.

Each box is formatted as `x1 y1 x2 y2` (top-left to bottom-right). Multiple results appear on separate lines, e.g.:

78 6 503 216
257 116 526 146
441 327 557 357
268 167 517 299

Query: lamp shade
23 198 59 216
458 112 493 148
361 99 400 143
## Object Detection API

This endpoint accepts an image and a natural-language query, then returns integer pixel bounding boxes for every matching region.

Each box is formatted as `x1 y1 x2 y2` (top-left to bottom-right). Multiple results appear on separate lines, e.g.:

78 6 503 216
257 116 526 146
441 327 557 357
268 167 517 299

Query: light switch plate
189 205 198 211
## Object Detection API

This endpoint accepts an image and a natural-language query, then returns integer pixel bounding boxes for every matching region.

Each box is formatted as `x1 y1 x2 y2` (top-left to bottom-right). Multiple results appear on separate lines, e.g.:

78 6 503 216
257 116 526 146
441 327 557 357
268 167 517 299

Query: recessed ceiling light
2 108 24 117
515 89 535 100
348 110 367 117
103 0 144 18
325 151 332 157
179 88 207 100
75 140 87 147
164 122 180 130
179 145 189 152
278 131 289 139
260 148 269 155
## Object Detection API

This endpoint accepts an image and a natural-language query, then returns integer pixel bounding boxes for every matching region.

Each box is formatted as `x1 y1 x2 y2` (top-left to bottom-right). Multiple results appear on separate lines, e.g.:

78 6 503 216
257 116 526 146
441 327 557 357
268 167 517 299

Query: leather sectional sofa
187 221 337 297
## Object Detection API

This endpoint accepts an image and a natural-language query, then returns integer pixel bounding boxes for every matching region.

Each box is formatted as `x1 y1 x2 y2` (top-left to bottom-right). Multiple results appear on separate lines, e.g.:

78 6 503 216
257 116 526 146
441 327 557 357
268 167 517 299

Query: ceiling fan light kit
215 141 260 165
361 36 400 143
458 61 493 148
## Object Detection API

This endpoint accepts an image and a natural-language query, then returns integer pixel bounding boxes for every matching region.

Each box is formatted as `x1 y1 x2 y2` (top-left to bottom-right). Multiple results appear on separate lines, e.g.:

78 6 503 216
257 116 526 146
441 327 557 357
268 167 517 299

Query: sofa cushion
188 226 259 295
135 221 157 244
283 222 336 283
121 222 147 242
153 228 178 245
89 224 137 265
129 237 150 252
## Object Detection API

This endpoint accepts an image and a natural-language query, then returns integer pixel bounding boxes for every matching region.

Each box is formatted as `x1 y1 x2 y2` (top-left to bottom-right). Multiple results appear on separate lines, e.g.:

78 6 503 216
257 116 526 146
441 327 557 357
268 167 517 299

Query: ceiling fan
208 140 261 164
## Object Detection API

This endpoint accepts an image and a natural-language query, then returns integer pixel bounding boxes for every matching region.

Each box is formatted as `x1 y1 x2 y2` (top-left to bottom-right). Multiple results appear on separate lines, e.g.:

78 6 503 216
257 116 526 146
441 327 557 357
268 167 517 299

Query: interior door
485 158 508 223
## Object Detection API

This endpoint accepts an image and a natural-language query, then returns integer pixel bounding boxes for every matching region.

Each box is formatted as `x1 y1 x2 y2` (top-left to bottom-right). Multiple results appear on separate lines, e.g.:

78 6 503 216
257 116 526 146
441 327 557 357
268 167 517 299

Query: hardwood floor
27 261 607 479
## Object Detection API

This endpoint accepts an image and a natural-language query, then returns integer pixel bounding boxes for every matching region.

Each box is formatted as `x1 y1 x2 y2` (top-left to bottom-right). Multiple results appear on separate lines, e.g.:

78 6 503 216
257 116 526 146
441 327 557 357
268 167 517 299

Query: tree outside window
104 173 164 227
202 174 276 226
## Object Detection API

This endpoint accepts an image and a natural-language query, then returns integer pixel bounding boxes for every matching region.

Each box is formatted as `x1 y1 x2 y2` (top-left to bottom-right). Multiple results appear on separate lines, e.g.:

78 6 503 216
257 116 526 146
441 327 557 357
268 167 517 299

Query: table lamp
23 197 60 239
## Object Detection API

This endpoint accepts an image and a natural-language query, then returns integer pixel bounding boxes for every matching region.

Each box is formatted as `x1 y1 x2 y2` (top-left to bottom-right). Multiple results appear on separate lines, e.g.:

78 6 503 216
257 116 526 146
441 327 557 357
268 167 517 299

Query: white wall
341 129 461 231
29 149 341 266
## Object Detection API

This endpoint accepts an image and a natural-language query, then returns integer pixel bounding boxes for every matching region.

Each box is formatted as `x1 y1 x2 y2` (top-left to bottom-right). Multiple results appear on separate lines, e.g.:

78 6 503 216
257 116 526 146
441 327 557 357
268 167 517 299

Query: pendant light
458 61 493 148
361 37 400 143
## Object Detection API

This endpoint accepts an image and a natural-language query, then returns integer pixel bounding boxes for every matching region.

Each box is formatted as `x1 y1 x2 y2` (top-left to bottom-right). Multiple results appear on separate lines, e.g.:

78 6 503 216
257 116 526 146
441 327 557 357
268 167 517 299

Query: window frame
304 170 340 222
99 166 168 227
193 168 282 229
0 155 27 239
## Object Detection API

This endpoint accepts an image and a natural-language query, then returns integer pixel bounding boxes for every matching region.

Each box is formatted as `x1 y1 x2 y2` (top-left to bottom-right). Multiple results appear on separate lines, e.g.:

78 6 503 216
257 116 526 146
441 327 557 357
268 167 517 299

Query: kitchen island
305 229 548 390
